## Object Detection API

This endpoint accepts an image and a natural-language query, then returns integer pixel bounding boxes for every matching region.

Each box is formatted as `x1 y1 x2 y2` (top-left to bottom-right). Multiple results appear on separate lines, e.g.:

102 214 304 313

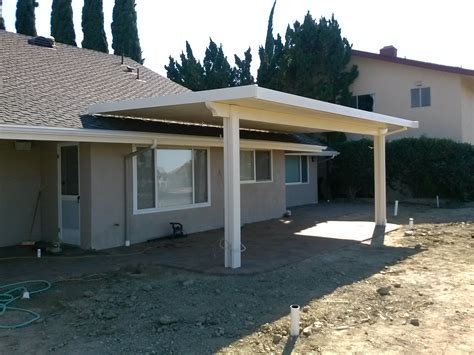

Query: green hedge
329 137 474 201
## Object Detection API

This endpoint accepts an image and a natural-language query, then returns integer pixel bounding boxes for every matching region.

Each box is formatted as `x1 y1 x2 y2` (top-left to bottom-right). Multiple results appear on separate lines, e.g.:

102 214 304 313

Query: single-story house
0 31 418 269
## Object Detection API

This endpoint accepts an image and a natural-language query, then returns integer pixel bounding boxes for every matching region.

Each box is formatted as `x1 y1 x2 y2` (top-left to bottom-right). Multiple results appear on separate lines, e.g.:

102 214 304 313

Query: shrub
329 136 474 201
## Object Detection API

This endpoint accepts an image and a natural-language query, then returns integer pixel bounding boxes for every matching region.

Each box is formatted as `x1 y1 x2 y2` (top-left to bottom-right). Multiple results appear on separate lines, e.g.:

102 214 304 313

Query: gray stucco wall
0 140 58 247
285 158 318 208
84 144 287 249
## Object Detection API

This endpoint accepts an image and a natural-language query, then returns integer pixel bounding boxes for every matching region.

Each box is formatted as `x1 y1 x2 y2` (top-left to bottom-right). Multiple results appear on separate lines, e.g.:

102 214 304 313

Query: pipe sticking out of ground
290 304 300 336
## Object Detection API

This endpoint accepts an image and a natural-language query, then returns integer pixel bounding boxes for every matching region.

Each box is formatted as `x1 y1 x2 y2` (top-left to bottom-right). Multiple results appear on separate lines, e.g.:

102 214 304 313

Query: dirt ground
0 203 473 354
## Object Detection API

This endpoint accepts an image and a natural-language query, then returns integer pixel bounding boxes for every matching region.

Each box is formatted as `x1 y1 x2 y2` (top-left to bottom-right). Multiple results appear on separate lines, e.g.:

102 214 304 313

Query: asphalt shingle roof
0 31 188 128
0 31 328 149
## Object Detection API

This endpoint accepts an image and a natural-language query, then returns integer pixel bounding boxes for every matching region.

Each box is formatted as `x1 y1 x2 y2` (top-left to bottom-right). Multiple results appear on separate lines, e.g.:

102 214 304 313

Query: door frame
57 142 80 245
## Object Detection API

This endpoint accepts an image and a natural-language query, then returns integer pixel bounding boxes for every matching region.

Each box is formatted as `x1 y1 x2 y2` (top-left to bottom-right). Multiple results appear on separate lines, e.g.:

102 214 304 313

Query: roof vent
379 45 397 57
28 36 55 48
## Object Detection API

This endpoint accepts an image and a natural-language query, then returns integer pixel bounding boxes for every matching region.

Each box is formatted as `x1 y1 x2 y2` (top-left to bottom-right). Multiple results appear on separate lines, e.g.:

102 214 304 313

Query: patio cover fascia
89 85 418 269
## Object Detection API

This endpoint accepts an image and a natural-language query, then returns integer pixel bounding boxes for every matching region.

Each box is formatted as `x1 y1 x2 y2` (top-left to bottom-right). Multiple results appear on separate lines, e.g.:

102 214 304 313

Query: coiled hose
0 280 51 329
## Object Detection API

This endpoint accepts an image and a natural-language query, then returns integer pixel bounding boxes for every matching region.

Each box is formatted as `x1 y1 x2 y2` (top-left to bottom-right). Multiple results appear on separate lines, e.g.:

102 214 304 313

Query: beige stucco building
350 46 474 144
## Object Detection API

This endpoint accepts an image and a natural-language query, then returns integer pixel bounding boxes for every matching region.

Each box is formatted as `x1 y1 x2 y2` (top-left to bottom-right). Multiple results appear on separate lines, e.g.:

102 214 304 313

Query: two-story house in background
350 45 474 144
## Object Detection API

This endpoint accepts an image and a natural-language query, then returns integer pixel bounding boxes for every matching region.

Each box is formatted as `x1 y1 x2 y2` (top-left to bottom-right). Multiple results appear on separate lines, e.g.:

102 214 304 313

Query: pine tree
111 0 143 63
233 48 254 86
51 0 76 46
81 0 108 53
15 0 38 36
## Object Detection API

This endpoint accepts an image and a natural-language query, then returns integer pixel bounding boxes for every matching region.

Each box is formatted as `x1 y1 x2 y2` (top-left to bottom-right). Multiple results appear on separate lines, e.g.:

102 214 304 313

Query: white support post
374 131 387 226
223 109 241 268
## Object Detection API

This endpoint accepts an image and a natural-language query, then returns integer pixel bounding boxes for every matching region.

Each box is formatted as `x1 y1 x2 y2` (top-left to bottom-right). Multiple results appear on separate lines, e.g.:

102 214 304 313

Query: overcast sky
2 0 474 76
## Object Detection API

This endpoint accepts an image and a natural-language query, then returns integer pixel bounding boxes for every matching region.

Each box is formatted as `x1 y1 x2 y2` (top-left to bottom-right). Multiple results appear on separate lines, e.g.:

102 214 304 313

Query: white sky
2 0 474 76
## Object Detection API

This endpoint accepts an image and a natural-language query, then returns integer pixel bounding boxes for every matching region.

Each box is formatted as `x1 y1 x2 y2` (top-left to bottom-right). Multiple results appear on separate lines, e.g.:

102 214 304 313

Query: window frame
132 146 211 214
285 154 310 185
411 87 431 108
240 149 273 184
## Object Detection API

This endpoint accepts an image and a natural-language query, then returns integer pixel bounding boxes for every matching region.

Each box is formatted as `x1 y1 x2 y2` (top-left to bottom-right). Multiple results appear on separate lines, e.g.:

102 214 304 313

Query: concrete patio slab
0 202 400 281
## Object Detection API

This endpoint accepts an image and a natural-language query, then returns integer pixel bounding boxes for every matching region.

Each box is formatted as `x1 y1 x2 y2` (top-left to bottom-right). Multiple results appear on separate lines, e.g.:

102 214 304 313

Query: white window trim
132 145 211 215
240 149 273 184
285 154 309 185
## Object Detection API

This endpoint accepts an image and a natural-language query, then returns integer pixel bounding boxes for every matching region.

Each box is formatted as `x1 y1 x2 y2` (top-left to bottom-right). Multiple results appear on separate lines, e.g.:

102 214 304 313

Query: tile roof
352 49 474 77
0 30 188 128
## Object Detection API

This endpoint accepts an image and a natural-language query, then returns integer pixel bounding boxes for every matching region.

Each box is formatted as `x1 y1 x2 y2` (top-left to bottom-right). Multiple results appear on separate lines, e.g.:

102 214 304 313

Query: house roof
352 49 474 77
0 30 188 129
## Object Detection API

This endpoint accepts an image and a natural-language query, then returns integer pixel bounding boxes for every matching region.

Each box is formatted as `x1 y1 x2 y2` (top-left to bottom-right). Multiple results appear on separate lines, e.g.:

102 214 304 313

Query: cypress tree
51 0 76 46
233 48 255 86
257 0 276 87
111 0 143 63
202 38 233 90
0 17 5 31
81 0 108 53
165 41 204 91
15 0 38 36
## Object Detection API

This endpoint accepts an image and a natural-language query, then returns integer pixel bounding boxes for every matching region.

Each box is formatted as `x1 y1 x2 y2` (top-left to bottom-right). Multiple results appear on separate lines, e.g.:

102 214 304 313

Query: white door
59 143 80 245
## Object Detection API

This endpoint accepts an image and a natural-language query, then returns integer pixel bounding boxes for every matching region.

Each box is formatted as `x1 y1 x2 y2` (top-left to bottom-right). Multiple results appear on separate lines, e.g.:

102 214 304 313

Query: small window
285 155 309 184
240 150 272 182
350 94 375 112
411 87 431 108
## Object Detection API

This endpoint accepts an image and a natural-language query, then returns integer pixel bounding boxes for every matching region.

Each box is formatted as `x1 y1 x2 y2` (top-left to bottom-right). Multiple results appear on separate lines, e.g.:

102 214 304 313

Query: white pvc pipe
436 195 440 208
394 200 399 216
409 218 414 229
290 304 300 336
36 249 41 258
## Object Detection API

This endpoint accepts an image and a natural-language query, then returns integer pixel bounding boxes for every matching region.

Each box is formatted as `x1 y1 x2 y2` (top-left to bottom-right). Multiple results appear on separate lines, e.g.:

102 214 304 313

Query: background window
240 150 255 181
411 87 431 108
285 155 309 184
350 94 374 112
255 150 272 181
136 149 156 210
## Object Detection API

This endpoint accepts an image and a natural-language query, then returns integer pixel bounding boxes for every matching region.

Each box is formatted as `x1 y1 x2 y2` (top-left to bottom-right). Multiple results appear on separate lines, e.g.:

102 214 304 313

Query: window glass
240 150 255 181
136 149 155 209
61 145 79 196
156 149 193 208
421 87 431 107
411 88 420 108
255 151 271 181
301 156 308 183
194 149 208 203
285 155 301 183
357 94 374 112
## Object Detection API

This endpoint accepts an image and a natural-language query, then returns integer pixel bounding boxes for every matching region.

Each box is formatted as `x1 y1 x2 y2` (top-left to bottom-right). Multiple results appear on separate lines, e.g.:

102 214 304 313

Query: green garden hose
0 280 51 329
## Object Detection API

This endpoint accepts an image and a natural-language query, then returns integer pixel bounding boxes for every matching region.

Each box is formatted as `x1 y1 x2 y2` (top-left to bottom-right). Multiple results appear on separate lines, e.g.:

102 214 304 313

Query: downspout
123 139 157 246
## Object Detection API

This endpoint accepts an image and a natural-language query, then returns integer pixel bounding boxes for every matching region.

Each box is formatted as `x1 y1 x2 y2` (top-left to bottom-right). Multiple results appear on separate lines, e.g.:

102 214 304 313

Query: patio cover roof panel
88 85 419 135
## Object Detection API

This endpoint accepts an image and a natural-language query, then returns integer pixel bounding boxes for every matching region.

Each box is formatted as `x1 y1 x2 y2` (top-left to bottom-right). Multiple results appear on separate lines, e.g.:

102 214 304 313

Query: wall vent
28 36 55 48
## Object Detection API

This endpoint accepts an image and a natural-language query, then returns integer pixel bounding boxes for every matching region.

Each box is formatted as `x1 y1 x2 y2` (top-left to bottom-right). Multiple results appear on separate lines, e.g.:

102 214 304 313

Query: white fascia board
285 151 339 157
0 124 325 152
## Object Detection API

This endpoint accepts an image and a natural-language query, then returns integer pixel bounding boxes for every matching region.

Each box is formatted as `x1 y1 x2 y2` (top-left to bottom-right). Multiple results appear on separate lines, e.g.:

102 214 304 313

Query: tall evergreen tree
51 0 76 46
233 48 255 86
165 41 204 91
81 0 108 53
15 0 38 36
202 38 233 90
111 0 143 63
0 16 5 31
257 0 278 88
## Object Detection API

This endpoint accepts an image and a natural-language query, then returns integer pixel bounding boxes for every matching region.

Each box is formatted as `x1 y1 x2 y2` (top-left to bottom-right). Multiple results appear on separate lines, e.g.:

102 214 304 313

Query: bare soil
0 205 473 354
